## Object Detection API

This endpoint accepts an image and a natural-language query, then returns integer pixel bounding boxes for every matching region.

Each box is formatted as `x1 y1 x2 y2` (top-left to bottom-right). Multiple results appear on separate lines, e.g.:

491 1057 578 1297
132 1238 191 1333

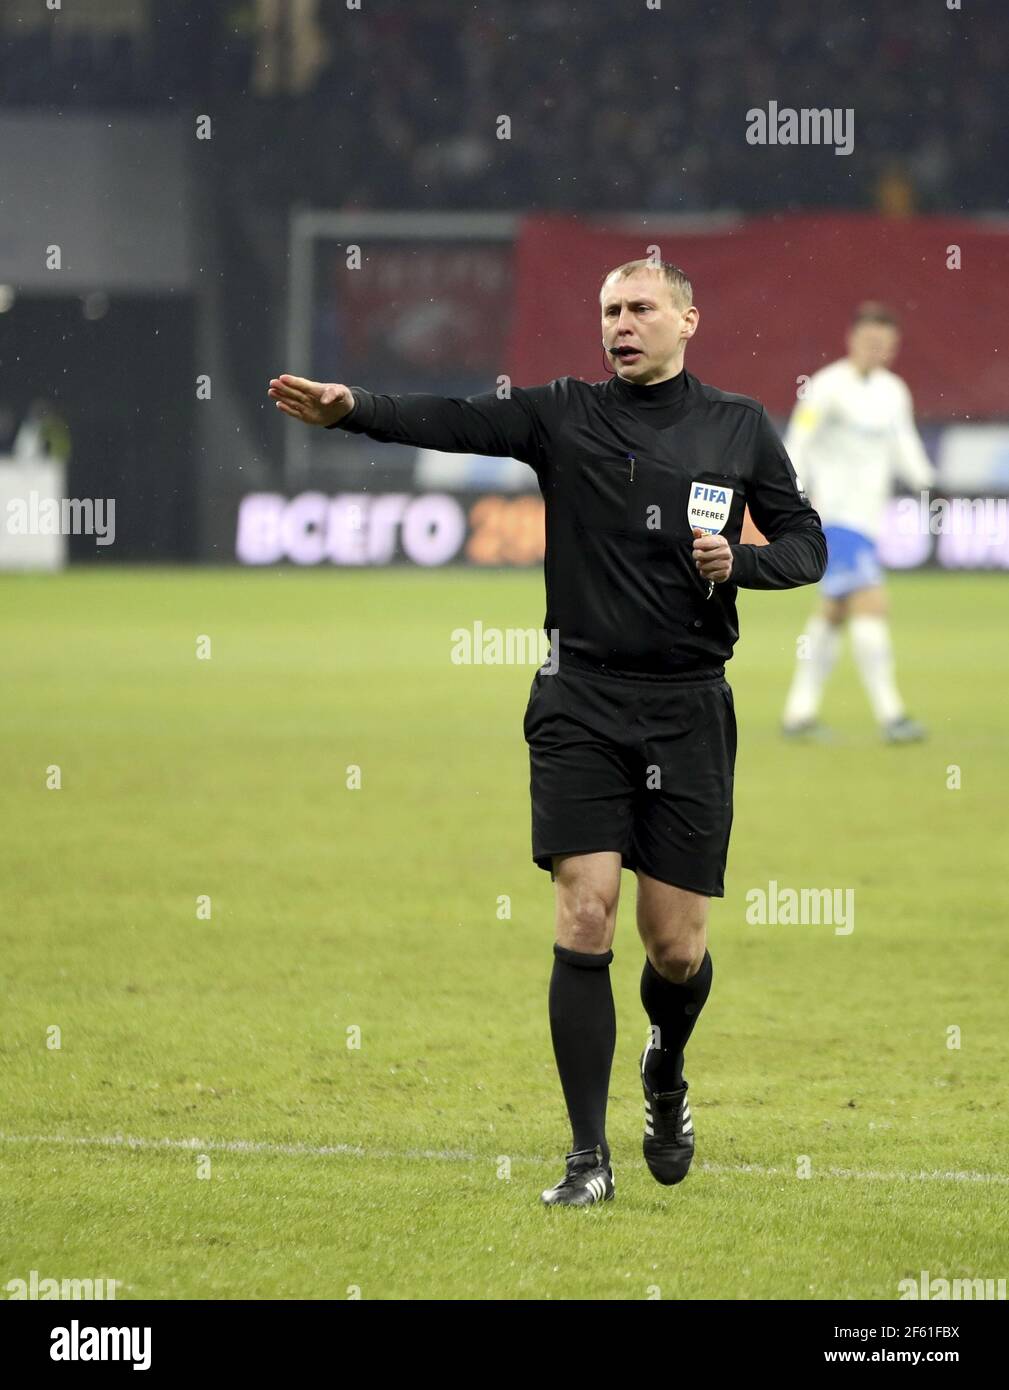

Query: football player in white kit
781 303 936 742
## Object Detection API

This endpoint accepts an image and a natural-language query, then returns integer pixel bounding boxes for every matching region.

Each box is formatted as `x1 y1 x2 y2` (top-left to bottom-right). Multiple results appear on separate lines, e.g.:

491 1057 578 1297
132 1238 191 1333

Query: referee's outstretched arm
267 373 553 477
728 409 828 589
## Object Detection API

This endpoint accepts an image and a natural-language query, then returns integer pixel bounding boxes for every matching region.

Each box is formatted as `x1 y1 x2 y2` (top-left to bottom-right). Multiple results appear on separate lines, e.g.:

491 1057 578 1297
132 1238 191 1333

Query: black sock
640 949 713 1091
548 943 616 1166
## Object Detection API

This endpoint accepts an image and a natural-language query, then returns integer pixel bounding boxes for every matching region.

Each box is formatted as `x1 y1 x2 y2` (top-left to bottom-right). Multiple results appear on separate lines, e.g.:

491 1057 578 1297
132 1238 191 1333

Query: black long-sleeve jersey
326 367 828 675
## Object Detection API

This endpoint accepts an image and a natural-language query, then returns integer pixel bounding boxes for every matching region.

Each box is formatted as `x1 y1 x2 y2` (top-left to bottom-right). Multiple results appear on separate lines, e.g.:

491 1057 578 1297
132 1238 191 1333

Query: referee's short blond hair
601 260 694 310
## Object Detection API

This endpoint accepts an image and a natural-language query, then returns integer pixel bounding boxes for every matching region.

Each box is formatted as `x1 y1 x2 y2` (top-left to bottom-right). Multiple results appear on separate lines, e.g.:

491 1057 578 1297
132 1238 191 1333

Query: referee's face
600 270 695 385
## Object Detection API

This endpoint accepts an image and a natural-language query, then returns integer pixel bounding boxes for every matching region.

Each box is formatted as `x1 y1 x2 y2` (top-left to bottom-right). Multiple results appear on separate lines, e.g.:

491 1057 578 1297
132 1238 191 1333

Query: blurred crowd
1 0 1004 213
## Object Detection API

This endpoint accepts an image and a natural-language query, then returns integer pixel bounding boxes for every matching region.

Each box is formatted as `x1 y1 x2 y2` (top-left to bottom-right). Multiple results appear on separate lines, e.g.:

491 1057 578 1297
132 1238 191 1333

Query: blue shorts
821 525 882 599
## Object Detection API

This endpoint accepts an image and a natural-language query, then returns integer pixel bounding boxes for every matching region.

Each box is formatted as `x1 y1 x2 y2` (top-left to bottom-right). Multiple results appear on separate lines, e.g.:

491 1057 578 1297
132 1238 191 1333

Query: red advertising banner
319 241 513 392
505 213 1009 421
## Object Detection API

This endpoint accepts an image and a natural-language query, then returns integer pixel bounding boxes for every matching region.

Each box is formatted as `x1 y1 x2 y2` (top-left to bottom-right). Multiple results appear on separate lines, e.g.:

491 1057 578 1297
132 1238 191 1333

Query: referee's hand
267 375 356 427
691 527 733 583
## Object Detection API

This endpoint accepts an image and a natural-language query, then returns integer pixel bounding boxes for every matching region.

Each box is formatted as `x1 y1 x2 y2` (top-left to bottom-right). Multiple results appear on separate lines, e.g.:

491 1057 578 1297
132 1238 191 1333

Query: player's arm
728 408 828 589
891 380 937 491
782 374 826 496
267 374 555 475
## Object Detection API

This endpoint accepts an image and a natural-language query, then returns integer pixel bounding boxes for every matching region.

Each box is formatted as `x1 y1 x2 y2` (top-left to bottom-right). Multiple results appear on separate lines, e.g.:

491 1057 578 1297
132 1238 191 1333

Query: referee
268 259 827 1207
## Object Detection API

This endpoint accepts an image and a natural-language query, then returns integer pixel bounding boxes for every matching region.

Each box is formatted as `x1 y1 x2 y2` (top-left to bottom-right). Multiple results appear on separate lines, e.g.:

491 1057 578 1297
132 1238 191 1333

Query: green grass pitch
1 566 1007 1300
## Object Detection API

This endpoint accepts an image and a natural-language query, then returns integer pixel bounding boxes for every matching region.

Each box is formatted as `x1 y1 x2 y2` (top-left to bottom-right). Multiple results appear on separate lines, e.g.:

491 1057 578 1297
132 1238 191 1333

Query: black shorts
523 657 737 898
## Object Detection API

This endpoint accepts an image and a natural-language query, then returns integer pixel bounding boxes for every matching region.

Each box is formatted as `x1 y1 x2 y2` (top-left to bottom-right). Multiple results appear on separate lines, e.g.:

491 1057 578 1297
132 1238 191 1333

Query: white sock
849 615 905 725
783 614 843 726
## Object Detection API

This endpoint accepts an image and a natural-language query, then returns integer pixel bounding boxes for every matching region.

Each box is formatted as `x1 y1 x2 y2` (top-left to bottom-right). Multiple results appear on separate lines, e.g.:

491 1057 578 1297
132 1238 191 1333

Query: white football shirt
783 358 936 540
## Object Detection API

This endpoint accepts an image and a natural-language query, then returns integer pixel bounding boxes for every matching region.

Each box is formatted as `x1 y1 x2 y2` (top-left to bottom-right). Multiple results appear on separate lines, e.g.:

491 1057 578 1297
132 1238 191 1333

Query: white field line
1 1131 1007 1186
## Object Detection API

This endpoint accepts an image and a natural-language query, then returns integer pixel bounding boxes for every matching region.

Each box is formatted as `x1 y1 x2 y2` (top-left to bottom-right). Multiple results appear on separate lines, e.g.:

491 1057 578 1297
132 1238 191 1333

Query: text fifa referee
268 259 827 1207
